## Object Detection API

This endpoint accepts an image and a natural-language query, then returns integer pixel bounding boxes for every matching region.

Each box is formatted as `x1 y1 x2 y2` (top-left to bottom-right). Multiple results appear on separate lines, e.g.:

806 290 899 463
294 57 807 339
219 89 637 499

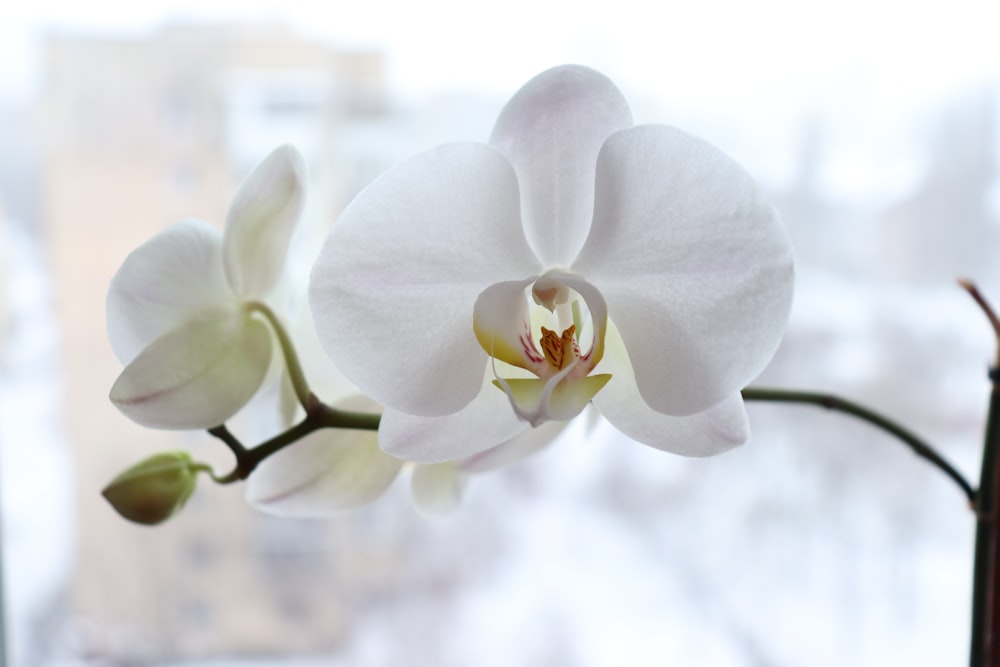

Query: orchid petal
109 307 272 429
246 397 402 515
411 463 465 516
473 278 546 373
106 219 231 364
574 124 794 415
601 390 750 457
296 304 371 406
274 302 364 428
593 323 749 455
458 418 566 474
378 373 530 462
310 142 540 416
224 144 306 299
489 65 633 266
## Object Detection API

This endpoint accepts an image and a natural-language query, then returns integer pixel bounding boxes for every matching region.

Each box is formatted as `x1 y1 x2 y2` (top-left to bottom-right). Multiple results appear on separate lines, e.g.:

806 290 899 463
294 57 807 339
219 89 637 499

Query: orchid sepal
109 306 273 430
223 144 306 300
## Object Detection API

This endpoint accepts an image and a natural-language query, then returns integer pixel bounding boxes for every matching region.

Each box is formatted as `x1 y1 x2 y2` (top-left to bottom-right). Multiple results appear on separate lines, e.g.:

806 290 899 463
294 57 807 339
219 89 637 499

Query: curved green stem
206 383 971 503
246 300 312 411
190 462 241 485
742 387 975 503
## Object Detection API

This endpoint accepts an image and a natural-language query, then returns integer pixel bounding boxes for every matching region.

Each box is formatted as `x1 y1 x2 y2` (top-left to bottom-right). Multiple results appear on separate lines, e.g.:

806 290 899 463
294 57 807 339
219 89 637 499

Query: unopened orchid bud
102 451 199 525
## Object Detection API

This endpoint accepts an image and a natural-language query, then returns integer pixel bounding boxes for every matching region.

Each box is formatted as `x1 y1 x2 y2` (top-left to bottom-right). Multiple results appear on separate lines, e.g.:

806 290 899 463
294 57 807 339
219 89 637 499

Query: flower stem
961 280 1000 368
207 395 381 482
245 300 312 411
970 374 1000 666
190 462 239 485
963 279 1000 667
742 387 975 503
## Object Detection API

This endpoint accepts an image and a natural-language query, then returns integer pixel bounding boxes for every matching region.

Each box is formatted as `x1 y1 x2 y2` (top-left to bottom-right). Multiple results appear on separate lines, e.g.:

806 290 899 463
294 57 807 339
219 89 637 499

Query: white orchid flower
309 65 794 463
107 145 306 429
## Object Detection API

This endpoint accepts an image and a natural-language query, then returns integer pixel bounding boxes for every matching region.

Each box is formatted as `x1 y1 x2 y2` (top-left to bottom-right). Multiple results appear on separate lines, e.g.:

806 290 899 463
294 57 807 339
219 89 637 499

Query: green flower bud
102 451 199 525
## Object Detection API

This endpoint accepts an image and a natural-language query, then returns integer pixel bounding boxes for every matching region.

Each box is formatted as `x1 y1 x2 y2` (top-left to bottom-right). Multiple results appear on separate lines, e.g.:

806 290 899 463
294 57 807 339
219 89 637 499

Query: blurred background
0 0 998 665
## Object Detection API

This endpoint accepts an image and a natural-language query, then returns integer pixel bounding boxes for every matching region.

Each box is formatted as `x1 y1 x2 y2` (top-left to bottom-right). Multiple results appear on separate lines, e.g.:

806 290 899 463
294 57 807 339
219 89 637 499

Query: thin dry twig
960 278 1000 368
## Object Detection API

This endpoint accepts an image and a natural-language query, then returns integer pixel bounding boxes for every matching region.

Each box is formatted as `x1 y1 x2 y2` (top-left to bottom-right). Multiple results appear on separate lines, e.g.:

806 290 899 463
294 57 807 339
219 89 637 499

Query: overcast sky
3 0 997 107
2 0 998 201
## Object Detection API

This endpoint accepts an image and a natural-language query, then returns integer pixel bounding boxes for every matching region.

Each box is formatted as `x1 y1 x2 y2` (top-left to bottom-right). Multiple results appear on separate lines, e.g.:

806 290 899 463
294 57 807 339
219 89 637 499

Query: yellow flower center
539 325 577 370
472 271 612 427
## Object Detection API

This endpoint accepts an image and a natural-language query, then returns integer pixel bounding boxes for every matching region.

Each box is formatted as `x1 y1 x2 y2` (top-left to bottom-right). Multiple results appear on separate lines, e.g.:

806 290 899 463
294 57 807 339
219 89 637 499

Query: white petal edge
107 219 231 364
293 303 367 406
458 418 567 474
378 371 530 463
592 323 749 456
410 463 465 516
109 307 272 429
224 144 307 299
473 277 546 373
310 142 541 417
489 64 633 266
247 417 401 516
573 124 794 415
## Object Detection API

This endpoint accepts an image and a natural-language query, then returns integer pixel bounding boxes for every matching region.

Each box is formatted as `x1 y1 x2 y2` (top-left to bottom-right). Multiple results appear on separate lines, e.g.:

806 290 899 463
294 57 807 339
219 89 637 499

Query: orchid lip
491 352 581 427
474 271 608 376
475 270 612 426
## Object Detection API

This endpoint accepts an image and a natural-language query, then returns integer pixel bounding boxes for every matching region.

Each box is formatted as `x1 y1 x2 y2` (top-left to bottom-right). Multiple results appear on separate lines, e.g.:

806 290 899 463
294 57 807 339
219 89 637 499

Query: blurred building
37 23 402 662
880 90 1000 286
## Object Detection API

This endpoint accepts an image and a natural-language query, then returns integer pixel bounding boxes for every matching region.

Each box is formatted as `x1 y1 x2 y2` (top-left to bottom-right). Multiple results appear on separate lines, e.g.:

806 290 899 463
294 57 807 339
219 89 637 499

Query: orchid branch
742 387 975 503
961 279 1000 368
208 395 381 482
201 380 974 505
206 299 381 482
961 279 1000 667
970 377 1000 667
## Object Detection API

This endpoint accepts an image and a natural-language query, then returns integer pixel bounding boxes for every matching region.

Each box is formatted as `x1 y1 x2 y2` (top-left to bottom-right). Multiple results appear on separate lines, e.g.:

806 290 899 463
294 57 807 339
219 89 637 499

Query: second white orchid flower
107 145 306 429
